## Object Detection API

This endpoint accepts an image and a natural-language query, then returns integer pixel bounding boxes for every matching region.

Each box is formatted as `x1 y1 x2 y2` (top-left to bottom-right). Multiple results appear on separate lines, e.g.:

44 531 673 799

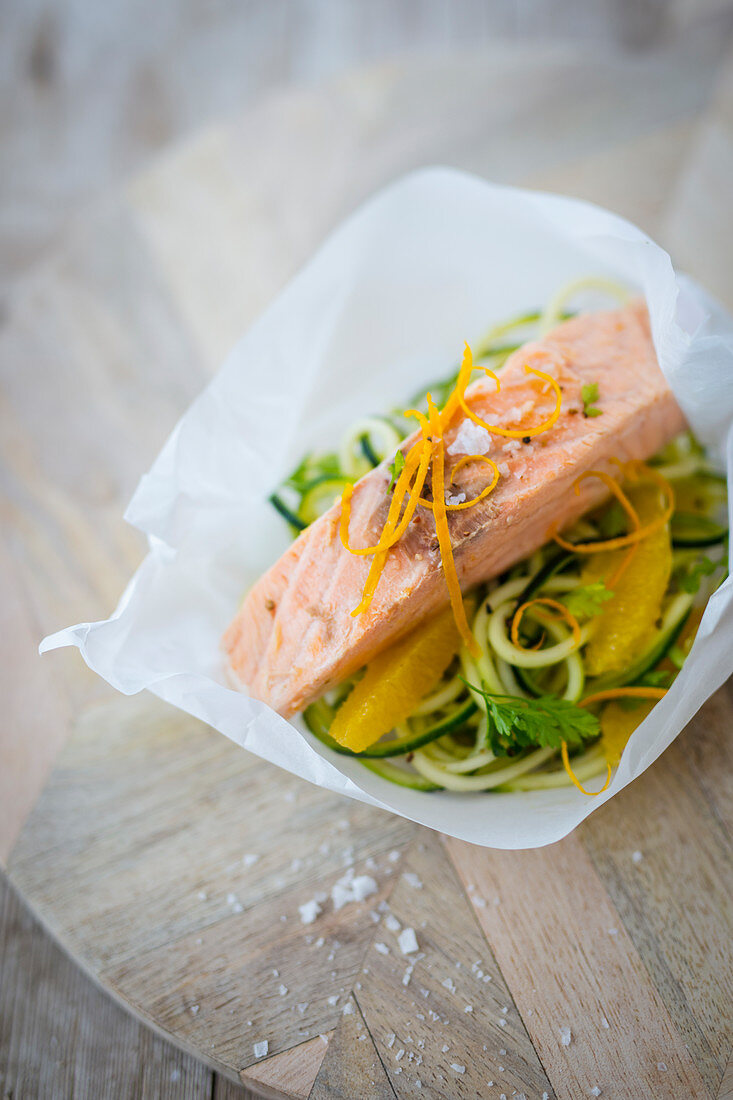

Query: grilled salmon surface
223 301 685 716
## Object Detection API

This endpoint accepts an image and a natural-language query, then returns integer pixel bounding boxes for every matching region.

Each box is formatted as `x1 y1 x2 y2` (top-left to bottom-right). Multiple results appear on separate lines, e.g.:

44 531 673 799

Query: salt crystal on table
385 914 401 933
197 890 207 900
657 1063 667 1072
327 995 339 1006
498 1018 506 1028
190 1005 199 1016
298 900 321 925
388 850 401 862
374 942 389 955
278 985 288 996
296 1003 308 1014
243 854 259 867
501 1006 508 1014
402 872 423 889
442 1044 450 1053
253 1041 268 1058
632 850 643 864
441 978 456 993
600 1016 610 1029
290 857 303 872
465 1005 473 1014
559 1026 572 1047
398 928 419 955
395 1049 404 1061
342 1002 354 1014
590 1088 602 1096
386 1033 396 1049
351 875 377 901
450 1064 466 1074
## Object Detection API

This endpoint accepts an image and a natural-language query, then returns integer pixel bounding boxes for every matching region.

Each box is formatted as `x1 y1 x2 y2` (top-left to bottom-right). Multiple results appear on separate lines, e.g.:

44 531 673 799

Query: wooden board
2 41 733 1100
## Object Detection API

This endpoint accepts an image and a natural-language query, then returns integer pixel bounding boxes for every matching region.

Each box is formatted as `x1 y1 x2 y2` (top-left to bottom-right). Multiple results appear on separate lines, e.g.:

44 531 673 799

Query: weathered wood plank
580 697 733 1096
309 998 395 1100
444 831 711 1100
8 693 414 1084
357 834 555 1099
0 873 217 1099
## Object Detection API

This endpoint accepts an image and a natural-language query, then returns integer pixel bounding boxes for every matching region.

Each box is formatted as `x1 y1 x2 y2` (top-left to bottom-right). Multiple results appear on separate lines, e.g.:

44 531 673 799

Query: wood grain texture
0 873 246 1099
2 36 733 1100
310 998 394 1100
444 829 711 1100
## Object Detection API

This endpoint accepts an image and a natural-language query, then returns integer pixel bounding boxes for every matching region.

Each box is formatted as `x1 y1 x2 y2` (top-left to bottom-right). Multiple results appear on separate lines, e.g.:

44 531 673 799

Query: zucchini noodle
271 282 728 796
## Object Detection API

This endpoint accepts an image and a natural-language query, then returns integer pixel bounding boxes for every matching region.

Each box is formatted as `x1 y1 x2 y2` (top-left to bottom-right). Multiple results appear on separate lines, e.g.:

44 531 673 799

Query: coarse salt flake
298 899 321 925
559 1026 572 1047
253 1041 268 1058
398 927 419 955
448 421 492 456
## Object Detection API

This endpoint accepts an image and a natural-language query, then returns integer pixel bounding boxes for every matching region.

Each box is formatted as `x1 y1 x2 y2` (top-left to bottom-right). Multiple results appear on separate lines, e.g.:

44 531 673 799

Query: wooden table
2 43 732 1100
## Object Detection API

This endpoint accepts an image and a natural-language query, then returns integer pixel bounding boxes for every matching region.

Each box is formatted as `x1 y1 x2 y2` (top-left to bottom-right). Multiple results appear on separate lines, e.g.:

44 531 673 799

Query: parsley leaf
679 555 717 594
387 450 405 492
562 581 613 619
464 684 600 756
581 382 602 418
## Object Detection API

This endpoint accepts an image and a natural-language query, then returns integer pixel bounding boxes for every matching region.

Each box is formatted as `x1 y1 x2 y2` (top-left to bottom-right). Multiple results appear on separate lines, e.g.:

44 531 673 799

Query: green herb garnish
387 450 405 492
465 685 600 756
581 382 602 418
562 581 613 619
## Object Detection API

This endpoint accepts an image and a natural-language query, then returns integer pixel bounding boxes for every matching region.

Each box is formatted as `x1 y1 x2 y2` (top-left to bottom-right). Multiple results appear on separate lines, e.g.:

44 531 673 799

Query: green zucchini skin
268 492 307 532
671 511 728 548
303 698 476 758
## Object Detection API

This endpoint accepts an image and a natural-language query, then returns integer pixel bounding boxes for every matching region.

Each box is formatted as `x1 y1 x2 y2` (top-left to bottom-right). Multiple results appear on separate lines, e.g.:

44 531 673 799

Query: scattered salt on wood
441 978 456 993
402 872 423 889
398 927 419 955
385 914 401 933
374 942 389 955
299 899 322 925
278 985 288 996
253 1041 268 1058
243 854 259 867
559 1026 572 1047
450 1063 466 1074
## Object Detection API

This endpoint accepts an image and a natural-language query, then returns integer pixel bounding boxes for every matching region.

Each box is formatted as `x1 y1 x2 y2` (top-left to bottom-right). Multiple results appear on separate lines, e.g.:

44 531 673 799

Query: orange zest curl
458 365 562 439
426 395 480 657
561 740 612 796
340 339 563 644
415 454 501 512
578 686 668 709
510 598 582 650
551 465 674 556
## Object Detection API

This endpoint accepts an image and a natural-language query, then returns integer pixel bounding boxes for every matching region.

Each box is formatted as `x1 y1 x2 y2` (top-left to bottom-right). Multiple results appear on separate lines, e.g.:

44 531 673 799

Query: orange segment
582 483 672 676
328 606 463 752
599 699 656 766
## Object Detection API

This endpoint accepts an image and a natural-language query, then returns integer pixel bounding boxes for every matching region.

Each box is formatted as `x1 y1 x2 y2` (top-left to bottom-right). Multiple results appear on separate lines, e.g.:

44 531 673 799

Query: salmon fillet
223 301 685 716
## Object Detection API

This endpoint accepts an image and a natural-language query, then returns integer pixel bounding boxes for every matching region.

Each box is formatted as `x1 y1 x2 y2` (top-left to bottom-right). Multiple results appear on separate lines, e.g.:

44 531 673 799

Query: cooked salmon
223 301 685 716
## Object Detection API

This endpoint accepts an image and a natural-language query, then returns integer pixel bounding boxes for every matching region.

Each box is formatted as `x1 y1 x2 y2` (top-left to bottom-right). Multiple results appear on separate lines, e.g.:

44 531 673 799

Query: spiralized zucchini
277 284 728 794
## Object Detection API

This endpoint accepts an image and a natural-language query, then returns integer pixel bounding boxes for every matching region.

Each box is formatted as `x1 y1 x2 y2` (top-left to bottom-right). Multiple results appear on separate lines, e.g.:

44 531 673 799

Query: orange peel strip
427 395 480 657
458 365 562 439
579 686 668 709
551 466 674 555
510 597 582 650
415 453 501 512
561 740 612 796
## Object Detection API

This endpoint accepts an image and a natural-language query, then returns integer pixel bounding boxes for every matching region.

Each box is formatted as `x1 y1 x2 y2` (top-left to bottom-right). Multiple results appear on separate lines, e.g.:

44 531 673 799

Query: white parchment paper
41 168 733 848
